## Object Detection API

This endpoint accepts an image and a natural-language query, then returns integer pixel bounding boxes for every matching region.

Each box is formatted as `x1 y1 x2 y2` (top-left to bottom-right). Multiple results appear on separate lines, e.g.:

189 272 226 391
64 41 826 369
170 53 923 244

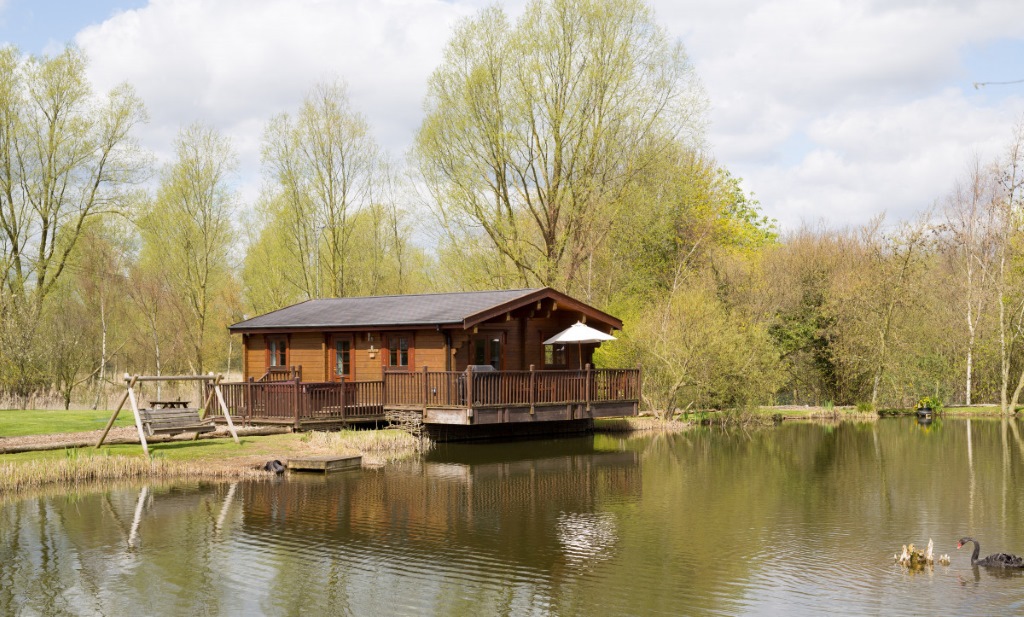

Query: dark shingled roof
230 289 542 331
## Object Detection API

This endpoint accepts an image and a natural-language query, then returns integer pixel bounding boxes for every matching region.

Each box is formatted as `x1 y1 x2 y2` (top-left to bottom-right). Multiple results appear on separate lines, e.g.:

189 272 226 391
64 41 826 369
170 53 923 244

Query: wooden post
96 374 139 448
466 365 474 409
529 364 535 416
340 380 347 420
212 374 240 444
199 380 217 420
246 377 253 424
636 364 642 416
585 363 592 412
125 376 150 457
423 365 429 412
293 376 301 430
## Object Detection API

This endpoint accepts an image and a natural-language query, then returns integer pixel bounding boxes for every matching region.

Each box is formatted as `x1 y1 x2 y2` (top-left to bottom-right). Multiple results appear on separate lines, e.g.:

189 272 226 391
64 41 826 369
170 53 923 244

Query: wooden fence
210 367 640 427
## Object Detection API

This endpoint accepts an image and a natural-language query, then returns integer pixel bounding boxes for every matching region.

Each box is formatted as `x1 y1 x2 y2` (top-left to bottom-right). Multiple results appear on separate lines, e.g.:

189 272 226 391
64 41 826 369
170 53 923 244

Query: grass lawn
0 428 422 492
0 408 134 437
0 433 304 464
941 405 1013 416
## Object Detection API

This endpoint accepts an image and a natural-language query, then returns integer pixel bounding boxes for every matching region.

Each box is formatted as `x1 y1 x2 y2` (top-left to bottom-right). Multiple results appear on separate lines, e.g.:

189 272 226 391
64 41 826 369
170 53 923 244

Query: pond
3 418 1024 615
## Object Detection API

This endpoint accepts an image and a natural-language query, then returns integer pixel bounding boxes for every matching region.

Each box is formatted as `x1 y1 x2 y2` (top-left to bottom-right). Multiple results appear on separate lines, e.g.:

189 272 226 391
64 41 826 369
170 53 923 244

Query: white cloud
650 0 1024 229
740 91 1022 228
73 0 1024 231
76 0 480 203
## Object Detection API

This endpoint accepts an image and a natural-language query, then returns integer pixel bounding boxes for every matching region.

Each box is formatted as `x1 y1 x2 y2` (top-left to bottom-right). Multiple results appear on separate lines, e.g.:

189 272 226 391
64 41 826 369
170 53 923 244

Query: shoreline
0 427 428 495
3 409 1017 495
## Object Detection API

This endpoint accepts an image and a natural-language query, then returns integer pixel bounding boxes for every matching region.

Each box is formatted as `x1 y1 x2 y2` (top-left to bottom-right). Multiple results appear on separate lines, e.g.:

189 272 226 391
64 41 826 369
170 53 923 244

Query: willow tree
256 81 394 300
139 124 237 374
415 0 706 292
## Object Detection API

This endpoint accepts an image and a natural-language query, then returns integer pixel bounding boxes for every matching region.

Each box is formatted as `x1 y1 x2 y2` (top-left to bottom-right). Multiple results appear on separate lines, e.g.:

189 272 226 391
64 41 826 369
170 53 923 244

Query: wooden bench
139 408 216 437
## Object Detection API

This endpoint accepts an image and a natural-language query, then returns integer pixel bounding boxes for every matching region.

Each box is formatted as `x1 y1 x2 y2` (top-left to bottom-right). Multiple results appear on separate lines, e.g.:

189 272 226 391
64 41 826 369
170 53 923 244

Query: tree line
0 0 1019 413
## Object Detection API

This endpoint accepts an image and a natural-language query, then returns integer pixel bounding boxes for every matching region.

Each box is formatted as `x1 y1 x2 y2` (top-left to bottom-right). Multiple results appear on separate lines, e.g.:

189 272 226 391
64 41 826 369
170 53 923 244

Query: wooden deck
208 367 639 429
288 455 362 472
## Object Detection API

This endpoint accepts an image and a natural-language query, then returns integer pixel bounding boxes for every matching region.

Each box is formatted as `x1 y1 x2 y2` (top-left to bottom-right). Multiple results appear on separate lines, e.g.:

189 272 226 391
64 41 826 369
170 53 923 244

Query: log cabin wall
415 330 447 371
451 311 605 371
238 298 614 380
354 333 381 382
244 335 266 378
289 332 324 379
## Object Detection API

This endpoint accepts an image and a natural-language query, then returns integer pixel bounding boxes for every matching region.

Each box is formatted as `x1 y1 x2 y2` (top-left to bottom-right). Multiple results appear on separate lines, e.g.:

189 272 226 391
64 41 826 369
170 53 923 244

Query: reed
302 429 431 465
0 449 266 493
595 417 690 433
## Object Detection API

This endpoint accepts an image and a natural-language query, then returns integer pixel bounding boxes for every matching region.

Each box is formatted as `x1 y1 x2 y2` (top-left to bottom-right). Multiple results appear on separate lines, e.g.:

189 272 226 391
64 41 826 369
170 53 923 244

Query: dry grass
0 450 267 494
594 417 691 433
301 429 430 466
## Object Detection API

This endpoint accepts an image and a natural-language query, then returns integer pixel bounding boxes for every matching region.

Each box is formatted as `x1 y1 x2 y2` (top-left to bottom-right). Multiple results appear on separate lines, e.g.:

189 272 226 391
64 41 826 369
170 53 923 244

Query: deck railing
210 379 384 426
211 367 639 426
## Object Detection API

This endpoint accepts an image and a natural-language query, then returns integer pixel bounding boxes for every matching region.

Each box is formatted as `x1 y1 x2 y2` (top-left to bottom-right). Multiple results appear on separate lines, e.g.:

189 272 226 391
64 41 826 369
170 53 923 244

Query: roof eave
461 287 622 330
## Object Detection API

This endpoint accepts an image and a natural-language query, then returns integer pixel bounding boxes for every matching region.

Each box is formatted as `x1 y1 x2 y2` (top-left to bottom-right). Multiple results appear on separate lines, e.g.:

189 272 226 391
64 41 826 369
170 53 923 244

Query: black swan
957 537 1024 568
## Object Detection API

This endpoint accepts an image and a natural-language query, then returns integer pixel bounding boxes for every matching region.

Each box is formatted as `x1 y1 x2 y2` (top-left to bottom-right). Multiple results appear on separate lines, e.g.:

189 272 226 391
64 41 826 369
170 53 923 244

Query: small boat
915 406 933 418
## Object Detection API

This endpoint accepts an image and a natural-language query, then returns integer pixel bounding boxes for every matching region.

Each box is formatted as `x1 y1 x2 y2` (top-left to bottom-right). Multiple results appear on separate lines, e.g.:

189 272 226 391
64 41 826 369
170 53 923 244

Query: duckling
939 554 951 566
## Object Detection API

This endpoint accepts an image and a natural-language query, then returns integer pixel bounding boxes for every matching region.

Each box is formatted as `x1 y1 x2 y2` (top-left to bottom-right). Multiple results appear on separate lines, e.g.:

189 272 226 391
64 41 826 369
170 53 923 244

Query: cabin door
330 335 353 382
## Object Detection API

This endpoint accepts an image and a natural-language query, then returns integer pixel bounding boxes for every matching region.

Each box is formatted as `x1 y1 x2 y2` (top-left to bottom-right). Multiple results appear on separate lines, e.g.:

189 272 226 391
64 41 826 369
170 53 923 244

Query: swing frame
96 373 240 456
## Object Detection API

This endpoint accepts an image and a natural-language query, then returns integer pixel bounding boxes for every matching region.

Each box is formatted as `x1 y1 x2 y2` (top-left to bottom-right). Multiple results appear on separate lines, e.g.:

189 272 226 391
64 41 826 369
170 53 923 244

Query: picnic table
149 400 191 409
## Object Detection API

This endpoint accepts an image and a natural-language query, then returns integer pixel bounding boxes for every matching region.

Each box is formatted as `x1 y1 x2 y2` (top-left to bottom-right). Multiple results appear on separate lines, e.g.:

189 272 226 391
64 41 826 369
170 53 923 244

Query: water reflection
4 420 1024 615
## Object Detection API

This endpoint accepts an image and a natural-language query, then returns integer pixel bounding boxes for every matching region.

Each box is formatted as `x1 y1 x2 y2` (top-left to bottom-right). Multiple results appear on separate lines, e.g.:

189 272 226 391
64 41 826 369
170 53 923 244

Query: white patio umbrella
543 322 616 367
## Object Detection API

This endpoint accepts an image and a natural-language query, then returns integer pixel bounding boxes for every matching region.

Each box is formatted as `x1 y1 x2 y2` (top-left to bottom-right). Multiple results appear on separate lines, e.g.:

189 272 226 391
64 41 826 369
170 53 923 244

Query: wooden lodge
219 288 640 431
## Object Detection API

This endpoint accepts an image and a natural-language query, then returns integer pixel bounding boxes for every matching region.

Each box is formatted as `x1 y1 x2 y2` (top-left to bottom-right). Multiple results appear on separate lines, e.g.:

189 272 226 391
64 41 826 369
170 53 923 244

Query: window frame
541 332 567 369
266 335 288 368
472 332 503 370
384 332 414 370
330 335 353 382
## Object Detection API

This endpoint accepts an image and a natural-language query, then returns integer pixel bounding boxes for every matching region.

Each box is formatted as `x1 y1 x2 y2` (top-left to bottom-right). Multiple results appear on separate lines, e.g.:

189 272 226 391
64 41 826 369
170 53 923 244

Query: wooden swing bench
96 373 240 457
139 407 215 437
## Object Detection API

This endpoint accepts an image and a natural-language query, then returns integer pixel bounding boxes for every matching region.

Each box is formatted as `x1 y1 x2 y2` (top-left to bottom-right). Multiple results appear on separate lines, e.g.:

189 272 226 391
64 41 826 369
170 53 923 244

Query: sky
1 0 1023 232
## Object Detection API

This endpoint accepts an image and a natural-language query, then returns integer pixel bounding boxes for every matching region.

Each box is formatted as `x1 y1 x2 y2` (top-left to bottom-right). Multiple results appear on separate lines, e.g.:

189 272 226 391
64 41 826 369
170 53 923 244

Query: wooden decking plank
287 455 362 473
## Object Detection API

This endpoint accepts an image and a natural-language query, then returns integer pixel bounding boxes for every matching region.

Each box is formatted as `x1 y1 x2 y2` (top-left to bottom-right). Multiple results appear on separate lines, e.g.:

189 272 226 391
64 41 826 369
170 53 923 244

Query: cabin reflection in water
240 438 641 566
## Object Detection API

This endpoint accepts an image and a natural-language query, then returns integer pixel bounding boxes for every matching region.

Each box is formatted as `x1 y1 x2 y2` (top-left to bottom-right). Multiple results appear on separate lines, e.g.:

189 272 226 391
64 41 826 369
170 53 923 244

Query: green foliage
416 0 706 291
138 123 239 374
603 280 783 418
916 396 943 412
244 82 428 308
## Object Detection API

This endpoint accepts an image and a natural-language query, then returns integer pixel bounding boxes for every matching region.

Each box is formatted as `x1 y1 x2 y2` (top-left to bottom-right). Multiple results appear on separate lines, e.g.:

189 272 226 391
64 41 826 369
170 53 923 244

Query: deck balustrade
209 367 639 428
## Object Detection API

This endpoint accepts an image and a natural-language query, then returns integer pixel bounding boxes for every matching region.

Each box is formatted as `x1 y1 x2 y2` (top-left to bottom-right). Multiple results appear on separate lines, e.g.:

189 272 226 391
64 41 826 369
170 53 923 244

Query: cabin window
334 339 351 379
389 335 410 368
543 342 567 368
267 337 287 367
473 337 502 370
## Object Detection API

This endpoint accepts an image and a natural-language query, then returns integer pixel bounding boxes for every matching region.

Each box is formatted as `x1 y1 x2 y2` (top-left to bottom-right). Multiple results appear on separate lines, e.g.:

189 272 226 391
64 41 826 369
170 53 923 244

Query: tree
604 278 781 417
415 0 706 292
942 157 999 405
837 218 931 407
0 45 146 402
259 81 383 299
0 46 147 313
139 123 237 374
991 125 1024 414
